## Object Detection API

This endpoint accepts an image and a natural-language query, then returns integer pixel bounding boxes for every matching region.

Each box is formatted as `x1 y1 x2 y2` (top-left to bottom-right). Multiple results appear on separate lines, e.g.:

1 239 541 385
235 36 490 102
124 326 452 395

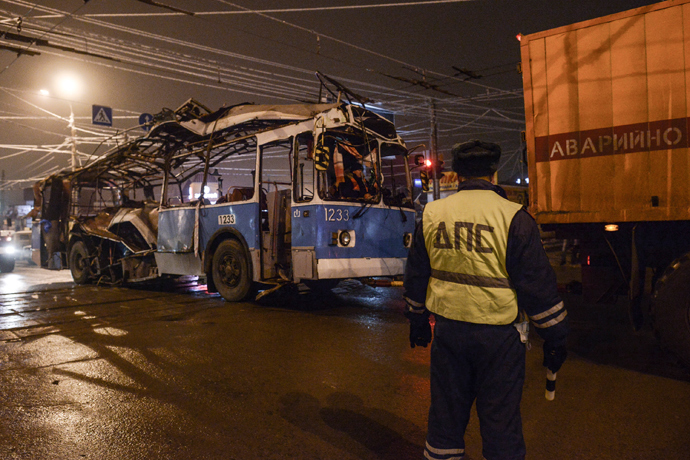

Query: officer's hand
404 310 432 348
543 342 567 373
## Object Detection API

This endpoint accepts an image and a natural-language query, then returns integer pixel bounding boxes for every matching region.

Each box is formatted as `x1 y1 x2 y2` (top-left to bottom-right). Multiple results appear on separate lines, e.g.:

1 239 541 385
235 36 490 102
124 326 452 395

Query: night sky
0 0 661 196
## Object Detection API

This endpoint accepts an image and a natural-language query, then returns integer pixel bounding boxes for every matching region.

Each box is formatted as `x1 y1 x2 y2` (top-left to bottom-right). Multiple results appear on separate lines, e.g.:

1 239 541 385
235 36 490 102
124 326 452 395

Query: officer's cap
451 139 501 178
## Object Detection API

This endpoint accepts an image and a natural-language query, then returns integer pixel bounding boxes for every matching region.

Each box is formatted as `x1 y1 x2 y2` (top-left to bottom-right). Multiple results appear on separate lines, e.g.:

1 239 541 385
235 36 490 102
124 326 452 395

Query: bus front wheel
212 239 252 302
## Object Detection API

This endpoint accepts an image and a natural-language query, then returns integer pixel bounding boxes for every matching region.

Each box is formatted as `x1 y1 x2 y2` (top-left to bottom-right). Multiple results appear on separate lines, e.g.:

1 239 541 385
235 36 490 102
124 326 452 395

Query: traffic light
416 155 432 192
415 154 443 192
420 168 430 192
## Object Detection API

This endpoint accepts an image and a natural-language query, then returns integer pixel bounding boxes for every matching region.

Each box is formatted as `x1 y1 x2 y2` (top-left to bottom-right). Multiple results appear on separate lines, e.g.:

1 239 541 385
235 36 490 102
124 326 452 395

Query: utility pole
428 99 440 201
0 169 4 218
69 104 77 171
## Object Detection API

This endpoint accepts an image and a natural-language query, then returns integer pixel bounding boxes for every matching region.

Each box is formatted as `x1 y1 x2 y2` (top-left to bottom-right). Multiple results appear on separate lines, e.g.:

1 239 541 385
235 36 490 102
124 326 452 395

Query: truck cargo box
520 0 690 224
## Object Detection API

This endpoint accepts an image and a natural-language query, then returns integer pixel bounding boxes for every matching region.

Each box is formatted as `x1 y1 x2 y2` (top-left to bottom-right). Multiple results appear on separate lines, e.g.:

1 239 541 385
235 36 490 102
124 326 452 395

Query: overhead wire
11 0 523 107
0 0 525 185
2 0 521 118
0 0 89 77
78 1 477 18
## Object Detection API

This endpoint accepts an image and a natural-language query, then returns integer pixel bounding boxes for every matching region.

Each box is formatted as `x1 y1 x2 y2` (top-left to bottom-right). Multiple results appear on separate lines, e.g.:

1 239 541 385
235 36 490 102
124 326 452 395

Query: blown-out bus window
211 138 258 205
316 131 379 203
294 132 314 203
380 142 413 208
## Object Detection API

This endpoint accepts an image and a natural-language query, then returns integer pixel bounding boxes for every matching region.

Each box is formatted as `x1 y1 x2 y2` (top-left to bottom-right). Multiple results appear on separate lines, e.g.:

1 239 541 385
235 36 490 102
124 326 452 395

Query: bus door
156 136 261 277
155 204 202 275
162 136 262 279
258 137 294 281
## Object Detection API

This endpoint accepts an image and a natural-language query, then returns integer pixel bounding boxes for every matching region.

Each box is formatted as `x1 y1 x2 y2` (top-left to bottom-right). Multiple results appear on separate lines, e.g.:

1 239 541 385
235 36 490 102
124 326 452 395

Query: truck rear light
604 224 619 232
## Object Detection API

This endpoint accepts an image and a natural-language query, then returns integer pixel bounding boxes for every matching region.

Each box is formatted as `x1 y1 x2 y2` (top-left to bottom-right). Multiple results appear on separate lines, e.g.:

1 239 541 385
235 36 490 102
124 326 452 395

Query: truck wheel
69 241 91 284
0 256 14 273
212 239 252 302
652 253 690 368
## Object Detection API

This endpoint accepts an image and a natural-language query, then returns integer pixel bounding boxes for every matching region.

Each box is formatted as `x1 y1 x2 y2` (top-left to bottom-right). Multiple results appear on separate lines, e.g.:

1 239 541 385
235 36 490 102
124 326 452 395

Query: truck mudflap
651 252 690 368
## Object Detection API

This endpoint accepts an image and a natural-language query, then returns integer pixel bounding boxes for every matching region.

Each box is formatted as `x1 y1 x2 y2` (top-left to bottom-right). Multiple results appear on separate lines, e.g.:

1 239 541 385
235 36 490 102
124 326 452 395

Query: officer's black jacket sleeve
507 209 568 347
403 217 431 311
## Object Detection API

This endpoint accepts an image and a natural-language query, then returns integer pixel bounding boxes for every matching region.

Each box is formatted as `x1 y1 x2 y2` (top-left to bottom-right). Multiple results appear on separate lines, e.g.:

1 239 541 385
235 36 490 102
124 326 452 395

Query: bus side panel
198 202 260 251
292 205 414 259
292 204 415 278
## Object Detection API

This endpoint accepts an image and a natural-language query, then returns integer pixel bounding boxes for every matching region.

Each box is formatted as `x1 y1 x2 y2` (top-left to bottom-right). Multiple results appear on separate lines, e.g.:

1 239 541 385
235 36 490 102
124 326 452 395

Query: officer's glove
404 308 432 348
543 342 567 373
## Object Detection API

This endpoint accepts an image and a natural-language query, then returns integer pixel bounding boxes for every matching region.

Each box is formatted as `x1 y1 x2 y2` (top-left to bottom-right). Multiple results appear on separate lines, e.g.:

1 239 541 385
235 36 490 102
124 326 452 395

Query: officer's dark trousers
425 315 526 460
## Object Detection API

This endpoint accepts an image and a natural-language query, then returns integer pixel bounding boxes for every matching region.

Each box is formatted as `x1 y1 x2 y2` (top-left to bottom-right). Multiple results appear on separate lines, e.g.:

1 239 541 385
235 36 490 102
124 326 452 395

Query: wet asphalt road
1 261 689 460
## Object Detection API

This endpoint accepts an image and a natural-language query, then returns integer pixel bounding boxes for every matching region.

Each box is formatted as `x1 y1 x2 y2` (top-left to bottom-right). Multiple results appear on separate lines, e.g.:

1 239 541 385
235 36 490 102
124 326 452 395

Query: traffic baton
545 369 557 401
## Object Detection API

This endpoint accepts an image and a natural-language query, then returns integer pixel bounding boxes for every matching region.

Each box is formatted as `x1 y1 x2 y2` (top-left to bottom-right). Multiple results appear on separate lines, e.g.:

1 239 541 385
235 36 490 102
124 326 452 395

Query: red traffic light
424 159 432 168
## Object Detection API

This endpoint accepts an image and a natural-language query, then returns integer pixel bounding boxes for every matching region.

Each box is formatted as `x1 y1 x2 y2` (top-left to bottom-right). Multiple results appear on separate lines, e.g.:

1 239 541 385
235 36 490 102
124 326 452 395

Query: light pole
54 72 82 172
69 103 77 171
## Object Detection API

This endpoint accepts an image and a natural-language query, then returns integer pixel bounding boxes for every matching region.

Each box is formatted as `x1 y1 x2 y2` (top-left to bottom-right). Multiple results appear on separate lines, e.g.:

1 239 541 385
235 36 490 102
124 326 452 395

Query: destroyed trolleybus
34 99 416 301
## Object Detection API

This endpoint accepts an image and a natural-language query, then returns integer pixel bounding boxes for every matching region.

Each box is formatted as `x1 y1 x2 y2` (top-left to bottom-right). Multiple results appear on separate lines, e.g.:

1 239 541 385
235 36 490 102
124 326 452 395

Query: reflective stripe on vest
422 189 523 325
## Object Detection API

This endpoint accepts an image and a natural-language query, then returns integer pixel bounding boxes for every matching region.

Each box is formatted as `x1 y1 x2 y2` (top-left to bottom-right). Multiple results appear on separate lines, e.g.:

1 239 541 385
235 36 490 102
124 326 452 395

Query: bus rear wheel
652 253 690 368
69 240 92 284
212 239 252 302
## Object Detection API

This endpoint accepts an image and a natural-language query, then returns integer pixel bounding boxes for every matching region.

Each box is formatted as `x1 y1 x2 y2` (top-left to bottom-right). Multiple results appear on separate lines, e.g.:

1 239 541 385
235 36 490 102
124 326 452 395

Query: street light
55 72 82 100
41 73 84 171
68 104 77 171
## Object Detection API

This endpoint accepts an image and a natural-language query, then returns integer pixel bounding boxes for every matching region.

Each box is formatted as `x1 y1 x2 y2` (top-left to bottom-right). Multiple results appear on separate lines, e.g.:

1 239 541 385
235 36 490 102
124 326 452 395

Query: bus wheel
652 253 690 368
69 241 91 284
212 239 251 302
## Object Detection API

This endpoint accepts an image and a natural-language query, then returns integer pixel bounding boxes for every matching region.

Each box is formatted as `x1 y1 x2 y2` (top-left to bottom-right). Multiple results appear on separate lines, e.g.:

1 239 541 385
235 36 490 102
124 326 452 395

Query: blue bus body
35 99 417 301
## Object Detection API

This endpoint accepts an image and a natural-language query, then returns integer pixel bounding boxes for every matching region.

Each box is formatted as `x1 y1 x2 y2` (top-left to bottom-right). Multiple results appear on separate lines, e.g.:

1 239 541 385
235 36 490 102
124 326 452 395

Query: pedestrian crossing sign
92 105 113 126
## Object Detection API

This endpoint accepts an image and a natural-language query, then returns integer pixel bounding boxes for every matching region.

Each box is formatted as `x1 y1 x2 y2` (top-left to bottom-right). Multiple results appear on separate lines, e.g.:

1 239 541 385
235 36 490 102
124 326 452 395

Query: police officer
403 140 568 460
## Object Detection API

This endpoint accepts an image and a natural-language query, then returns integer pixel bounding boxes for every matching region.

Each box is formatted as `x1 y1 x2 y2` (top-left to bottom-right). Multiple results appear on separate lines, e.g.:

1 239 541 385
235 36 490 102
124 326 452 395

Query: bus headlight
330 230 355 247
339 230 352 247
403 232 412 248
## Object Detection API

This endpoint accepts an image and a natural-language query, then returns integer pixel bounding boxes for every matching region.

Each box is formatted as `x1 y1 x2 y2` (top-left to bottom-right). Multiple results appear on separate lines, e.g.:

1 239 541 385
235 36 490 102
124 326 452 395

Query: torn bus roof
180 103 340 136
46 100 395 194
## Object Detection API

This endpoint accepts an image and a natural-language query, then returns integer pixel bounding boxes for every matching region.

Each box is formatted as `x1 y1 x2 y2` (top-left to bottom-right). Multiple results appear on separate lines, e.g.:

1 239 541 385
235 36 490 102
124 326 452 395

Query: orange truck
520 0 690 367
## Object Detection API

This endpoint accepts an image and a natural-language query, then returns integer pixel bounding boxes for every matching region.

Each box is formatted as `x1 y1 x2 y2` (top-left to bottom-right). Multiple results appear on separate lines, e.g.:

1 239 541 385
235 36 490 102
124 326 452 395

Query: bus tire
212 239 252 302
0 256 14 273
69 240 91 285
652 253 690 368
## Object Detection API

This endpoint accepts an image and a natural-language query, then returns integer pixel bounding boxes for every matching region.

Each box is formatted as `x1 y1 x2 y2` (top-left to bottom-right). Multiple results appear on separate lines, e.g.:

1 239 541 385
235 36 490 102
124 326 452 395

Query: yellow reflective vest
422 189 524 325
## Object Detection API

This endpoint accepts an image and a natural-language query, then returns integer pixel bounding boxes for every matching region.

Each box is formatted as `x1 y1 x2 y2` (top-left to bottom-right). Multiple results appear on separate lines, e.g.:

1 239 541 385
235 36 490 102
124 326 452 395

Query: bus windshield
317 131 379 203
